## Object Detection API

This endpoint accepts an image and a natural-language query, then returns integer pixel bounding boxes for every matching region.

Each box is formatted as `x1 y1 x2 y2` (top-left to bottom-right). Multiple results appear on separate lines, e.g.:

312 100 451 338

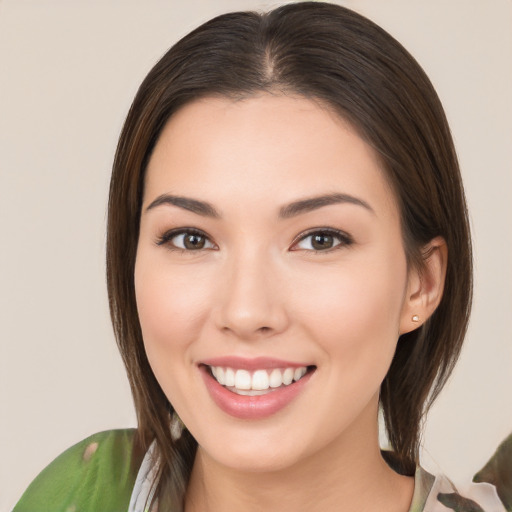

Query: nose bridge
216 242 288 340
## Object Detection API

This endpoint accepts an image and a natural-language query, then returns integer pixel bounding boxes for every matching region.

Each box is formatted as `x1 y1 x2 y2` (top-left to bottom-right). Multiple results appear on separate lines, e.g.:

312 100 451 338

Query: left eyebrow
278 193 374 218
144 192 374 219
145 194 221 218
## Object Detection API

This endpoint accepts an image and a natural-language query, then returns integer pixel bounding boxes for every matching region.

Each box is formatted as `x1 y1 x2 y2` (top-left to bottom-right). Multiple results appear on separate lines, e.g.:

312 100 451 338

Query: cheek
293 256 406 366
134 256 211 361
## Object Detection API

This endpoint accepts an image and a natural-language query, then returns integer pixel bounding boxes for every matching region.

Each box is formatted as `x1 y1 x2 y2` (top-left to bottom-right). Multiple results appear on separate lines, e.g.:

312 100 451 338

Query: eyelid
156 227 216 251
290 228 353 253
156 227 353 253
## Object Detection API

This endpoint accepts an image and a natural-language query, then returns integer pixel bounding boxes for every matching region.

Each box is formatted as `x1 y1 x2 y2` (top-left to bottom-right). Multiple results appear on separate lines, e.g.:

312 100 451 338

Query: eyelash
156 227 353 255
292 228 353 254
156 228 215 254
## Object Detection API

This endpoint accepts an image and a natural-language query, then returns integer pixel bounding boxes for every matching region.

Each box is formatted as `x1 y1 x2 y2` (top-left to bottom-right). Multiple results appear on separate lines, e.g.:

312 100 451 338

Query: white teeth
252 370 269 390
294 367 306 381
225 367 235 387
209 365 310 392
234 369 251 390
233 388 273 396
269 368 283 388
283 368 294 385
216 367 226 385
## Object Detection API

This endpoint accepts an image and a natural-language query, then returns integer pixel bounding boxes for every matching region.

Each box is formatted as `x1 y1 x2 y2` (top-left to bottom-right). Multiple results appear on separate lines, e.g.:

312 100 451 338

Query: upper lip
200 356 312 371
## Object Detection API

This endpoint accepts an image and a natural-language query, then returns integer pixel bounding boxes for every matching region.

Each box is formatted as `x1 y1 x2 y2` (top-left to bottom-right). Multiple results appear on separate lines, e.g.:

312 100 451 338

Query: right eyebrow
145 194 221 218
278 193 374 218
144 191 374 219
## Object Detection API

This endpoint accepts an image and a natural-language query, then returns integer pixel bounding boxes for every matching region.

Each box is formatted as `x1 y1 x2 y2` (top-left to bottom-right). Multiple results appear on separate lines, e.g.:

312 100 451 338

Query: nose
214 248 289 341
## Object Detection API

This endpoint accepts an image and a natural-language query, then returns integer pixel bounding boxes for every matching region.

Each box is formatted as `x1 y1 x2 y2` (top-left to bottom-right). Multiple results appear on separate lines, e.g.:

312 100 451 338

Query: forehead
144 94 398 220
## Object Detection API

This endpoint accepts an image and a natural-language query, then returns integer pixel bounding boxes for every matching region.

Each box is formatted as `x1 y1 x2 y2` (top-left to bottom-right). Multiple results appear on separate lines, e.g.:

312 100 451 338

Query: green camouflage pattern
13 429 510 511
13 429 143 512
473 433 512 511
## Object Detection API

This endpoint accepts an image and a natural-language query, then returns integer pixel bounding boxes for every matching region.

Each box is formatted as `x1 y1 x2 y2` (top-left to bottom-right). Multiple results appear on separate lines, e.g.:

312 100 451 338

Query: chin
193 423 319 475
206 446 304 474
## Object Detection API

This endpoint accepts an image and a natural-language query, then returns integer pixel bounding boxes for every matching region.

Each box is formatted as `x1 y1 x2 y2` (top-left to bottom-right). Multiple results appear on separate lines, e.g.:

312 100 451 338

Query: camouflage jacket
13 429 511 512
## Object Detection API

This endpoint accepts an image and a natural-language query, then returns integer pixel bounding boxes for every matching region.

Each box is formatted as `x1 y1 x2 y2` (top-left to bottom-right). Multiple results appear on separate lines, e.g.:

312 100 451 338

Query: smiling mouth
205 365 316 396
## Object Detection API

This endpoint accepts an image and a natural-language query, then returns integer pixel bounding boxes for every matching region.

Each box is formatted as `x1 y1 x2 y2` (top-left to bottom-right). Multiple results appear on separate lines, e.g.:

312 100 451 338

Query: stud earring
170 411 184 441
412 314 420 322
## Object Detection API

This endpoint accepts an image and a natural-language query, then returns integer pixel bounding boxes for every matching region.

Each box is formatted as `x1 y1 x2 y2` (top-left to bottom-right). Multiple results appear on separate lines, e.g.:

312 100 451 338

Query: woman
13 2 506 511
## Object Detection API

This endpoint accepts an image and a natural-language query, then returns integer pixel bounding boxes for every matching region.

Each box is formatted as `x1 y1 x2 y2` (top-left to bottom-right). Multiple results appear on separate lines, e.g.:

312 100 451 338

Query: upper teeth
210 366 308 392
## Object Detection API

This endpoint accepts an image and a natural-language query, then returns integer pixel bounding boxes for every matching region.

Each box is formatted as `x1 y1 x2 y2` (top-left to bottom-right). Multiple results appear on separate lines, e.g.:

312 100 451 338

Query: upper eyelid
156 227 215 247
157 227 352 250
293 227 351 242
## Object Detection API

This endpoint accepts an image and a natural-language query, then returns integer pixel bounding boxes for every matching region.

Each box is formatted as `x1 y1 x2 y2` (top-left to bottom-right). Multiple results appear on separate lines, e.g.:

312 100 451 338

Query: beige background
1 1 511 510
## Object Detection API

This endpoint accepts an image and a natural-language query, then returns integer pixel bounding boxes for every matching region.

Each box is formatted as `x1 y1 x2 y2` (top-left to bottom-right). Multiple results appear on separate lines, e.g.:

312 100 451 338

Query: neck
184 400 414 512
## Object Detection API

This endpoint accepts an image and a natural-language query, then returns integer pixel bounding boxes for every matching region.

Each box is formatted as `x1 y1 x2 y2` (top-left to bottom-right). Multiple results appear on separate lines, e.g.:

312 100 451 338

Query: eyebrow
146 194 221 218
145 192 374 218
279 193 374 218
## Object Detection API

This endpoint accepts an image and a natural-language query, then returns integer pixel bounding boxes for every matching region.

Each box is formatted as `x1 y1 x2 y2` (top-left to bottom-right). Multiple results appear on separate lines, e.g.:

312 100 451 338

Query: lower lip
200 366 314 420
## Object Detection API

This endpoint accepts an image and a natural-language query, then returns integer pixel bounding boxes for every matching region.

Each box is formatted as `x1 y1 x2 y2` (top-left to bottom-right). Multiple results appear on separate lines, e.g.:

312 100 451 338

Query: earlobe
399 237 448 335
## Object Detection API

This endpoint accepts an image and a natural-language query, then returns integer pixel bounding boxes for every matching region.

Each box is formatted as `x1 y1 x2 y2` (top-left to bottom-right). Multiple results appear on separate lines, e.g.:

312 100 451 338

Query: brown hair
107 2 472 507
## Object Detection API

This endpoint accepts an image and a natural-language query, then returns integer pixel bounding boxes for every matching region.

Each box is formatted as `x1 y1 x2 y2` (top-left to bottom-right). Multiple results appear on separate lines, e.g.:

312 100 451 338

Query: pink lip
199 364 314 420
200 356 309 371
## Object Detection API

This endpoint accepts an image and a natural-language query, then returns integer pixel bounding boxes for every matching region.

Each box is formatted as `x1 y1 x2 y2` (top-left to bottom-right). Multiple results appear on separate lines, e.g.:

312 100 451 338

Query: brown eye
183 233 206 249
293 229 353 252
311 233 336 250
157 229 215 251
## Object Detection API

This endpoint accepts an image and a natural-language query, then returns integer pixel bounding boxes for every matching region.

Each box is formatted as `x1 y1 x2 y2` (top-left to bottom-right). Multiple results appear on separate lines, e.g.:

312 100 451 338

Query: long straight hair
107 2 472 508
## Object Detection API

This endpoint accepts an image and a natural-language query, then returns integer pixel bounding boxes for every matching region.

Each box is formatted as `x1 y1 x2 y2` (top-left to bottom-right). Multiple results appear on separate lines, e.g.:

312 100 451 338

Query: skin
135 94 447 512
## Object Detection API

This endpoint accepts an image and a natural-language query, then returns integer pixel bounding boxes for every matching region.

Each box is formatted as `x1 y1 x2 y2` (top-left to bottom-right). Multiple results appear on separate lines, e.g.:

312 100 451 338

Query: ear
399 236 448 335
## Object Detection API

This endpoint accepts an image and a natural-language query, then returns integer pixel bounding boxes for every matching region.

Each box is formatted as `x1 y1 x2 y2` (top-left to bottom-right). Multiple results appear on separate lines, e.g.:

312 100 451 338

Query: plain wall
1 1 511 510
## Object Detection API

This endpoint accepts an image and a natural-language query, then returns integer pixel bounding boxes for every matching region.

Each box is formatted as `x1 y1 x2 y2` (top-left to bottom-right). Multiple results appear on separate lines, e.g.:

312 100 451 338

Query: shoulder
473 433 512 512
13 428 146 512
413 466 507 512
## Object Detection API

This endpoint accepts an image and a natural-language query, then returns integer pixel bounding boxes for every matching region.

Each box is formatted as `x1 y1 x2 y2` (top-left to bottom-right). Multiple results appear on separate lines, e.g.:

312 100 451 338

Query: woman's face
135 94 417 472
